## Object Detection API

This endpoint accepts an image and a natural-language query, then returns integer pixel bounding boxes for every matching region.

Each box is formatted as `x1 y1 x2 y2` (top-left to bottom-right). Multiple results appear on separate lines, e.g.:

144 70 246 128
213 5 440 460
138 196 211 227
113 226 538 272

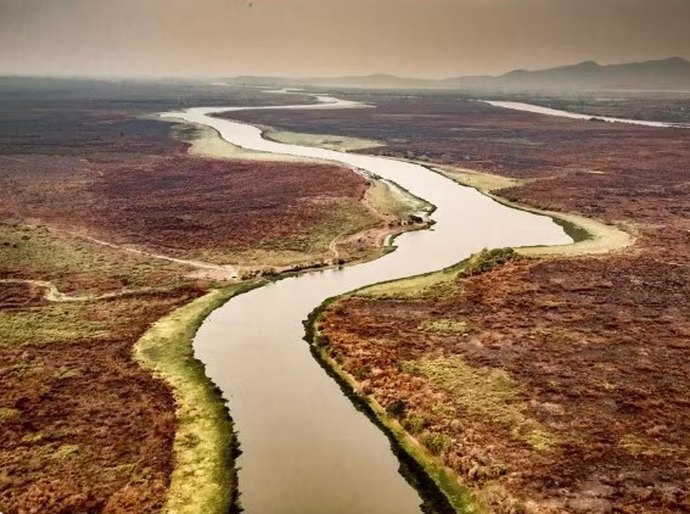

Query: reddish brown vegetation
288 94 690 513
0 84 371 513
0 153 369 259
0 287 205 514
323 244 690 512
0 282 47 309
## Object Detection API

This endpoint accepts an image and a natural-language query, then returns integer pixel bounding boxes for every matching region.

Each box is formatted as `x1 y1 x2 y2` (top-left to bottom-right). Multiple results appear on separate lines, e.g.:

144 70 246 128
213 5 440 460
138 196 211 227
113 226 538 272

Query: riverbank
0 222 206 512
309 240 623 513
135 282 263 514
306 159 652 513
171 90 690 513
180 98 570 513
249 95 689 514
297 101 690 511
432 164 633 257
0 84 429 512
304 259 487 514
169 116 430 276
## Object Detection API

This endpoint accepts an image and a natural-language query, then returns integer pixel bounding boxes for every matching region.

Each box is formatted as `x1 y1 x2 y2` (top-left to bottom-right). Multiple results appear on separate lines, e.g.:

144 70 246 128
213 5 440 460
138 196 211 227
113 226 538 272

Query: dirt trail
0 278 166 303
63 230 238 280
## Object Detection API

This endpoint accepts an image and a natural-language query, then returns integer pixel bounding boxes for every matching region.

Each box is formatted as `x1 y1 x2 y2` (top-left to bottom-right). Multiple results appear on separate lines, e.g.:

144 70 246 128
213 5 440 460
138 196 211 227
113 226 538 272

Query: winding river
163 94 572 514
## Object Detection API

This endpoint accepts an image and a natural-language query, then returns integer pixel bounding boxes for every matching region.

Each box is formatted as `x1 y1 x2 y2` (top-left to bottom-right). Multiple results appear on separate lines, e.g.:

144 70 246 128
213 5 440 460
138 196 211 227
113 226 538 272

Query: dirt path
62 230 238 280
0 278 167 303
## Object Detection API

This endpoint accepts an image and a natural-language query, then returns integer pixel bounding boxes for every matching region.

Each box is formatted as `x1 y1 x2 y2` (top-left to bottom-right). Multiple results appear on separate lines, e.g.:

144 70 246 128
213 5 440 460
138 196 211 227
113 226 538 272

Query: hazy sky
1 0 689 78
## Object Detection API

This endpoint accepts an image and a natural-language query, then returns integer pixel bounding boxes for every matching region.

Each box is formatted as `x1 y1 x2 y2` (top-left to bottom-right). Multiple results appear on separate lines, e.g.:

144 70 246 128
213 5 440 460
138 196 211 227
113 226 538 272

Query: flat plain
235 91 690 513
0 80 414 513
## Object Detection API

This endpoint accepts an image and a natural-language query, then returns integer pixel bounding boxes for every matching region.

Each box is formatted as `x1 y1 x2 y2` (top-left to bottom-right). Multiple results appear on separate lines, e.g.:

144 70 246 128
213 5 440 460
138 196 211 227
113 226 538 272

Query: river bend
163 94 572 514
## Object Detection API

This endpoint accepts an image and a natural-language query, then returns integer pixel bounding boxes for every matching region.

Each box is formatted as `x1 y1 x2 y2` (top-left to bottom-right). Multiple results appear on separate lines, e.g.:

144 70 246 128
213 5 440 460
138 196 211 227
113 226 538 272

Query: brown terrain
0 107 377 267
3 82 689 513
0 83 389 513
0 281 205 513
242 94 690 512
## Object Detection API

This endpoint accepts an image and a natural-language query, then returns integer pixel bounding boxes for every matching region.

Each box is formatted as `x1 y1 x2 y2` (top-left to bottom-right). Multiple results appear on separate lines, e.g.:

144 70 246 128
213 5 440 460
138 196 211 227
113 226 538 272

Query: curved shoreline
431 164 633 256
135 282 264 514
152 94 576 511
143 105 635 511
303 189 632 513
303 262 483 514
270 131 636 511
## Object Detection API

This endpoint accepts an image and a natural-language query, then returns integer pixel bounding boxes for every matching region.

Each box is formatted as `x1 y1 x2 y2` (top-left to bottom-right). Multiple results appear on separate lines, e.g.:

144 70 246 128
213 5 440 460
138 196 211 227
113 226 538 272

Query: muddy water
163 96 572 514
483 100 687 128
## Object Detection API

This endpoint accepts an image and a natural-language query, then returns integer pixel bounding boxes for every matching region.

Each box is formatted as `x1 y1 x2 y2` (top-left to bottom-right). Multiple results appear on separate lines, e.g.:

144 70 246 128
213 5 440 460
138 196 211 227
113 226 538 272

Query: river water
162 94 572 514
483 100 687 128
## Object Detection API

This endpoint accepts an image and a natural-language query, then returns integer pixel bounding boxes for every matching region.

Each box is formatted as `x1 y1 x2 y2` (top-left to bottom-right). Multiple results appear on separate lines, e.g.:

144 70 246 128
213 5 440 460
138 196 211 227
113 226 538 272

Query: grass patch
0 222 187 294
0 303 111 346
403 357 556 450
51 444 79 460
353 248 517 301
264 129 384 152
364 180 432 219
436 165 522 193
135 282 263 514
520 211 632 257
171 120 310 163
0 407 20 421
355 260 467 299
420 319 470 334
461 248 519 277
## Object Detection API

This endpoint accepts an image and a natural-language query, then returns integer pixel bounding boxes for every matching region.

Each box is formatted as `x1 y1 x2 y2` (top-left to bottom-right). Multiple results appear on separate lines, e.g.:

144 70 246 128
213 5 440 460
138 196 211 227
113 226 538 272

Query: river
483 100 687 128
162 94 572 514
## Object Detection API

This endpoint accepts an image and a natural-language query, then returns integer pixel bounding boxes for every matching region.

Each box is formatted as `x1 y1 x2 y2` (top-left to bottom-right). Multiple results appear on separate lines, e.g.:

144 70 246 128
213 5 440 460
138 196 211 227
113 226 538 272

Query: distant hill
226 57 690 91
444 57 690 91
294 73 432 89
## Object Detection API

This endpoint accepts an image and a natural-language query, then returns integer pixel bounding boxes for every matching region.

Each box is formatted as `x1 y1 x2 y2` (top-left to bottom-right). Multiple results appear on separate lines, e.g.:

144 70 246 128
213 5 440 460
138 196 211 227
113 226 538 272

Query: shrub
386 399 407 419
420 431 452 456
461 248 518 277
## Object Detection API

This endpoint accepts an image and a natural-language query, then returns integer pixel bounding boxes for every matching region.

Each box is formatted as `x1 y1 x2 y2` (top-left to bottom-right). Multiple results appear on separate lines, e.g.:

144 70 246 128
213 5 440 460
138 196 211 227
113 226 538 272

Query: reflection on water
163 96 572 514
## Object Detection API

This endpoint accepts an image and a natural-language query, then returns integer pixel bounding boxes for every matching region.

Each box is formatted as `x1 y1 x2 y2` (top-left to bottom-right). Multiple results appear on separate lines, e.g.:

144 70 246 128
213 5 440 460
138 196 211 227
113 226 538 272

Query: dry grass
403 357 555 450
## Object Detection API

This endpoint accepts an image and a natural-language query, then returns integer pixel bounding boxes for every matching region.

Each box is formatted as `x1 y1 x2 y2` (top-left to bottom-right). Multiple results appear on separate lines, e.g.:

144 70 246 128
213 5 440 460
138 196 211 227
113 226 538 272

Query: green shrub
420 431 452 456
386 399 407 418
461 248 519 277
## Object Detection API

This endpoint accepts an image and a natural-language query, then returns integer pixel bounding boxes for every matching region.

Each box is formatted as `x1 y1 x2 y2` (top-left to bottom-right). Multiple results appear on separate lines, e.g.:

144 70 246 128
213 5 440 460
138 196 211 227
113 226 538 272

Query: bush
386 398 407 418
461 248 518 277
420 431 452 456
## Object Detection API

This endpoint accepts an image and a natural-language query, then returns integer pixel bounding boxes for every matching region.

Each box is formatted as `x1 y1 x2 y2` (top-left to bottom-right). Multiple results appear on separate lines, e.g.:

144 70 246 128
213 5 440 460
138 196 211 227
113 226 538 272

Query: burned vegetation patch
301 93 690 513
320 247 690 513
0 287 206 513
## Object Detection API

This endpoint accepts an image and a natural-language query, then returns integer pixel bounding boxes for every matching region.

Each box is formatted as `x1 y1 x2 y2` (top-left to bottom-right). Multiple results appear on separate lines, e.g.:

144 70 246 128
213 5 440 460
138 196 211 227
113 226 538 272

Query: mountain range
226 57 690 92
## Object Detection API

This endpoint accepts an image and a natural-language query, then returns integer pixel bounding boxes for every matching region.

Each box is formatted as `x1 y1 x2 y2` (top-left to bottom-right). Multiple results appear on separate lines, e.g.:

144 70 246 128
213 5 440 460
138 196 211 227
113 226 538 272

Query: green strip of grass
403 357 556 450
134 281 263 514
